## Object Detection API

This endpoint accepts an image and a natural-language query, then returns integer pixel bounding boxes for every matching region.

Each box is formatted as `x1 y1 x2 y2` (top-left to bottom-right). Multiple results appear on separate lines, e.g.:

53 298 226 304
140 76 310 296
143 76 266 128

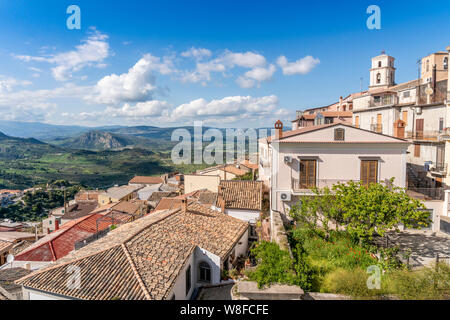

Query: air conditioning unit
284 156 292 163
415 107 422 115
280 192 291 202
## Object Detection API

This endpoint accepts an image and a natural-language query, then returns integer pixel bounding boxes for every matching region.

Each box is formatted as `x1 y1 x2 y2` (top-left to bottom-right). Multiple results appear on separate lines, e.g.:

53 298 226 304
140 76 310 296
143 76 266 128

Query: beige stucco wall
184 174 221 194
269 126 408 214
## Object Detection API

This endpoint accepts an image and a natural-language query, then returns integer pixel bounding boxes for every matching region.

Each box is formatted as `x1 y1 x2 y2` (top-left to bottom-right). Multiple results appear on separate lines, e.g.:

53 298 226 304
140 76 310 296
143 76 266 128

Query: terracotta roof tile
129 176 164 185
219 181 262 211
17 204 248 300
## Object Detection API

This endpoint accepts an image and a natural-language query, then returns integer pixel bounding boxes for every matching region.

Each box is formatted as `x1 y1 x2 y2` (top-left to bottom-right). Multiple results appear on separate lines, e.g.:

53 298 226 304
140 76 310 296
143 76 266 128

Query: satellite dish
6 254 14 264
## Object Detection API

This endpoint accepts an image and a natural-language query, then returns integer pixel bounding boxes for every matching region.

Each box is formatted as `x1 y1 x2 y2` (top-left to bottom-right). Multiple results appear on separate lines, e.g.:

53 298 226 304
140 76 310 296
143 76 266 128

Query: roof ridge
15 243 123 285
17 213 100 258
121 243 152 300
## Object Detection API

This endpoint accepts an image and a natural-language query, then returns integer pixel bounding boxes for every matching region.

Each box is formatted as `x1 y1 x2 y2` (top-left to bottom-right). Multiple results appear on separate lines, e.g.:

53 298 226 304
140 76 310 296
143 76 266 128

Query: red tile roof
129 176 164 185
17 204 248 300
15 214 116 262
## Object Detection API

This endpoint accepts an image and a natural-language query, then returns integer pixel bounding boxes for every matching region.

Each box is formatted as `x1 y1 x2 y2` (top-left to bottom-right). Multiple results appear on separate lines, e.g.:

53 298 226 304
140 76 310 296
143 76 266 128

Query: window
171 294 176 300
374 96 381 103
376 73 381 84
334 128 345 141
299 159 316 189
414 144 420 158
360 160 378 185
403 91 410 98
378 61 382 68
444 57 448 70
439 118 444 132
185 265 191 296
198 262 211 283
402 111 408 126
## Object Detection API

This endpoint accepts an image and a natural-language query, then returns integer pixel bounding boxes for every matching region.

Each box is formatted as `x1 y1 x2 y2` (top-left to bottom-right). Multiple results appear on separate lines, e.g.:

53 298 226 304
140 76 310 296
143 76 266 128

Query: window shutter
361 160 378 185
300 160 316 188
414 144 420 158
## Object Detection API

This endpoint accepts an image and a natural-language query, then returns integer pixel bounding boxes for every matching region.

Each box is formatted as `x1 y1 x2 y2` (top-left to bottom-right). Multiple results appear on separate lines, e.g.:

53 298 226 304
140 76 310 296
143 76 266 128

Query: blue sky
0 0 449 127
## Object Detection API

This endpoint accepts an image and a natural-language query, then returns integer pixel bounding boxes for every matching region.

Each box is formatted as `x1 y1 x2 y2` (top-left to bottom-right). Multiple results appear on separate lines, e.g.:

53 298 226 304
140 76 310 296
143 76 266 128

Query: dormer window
334 128 345 141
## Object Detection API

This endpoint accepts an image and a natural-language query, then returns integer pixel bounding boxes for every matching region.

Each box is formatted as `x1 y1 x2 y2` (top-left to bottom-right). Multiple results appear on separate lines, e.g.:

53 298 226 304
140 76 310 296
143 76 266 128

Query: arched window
378 61 382 68
376 73 381 84
444 57 448 70
198 262 211 283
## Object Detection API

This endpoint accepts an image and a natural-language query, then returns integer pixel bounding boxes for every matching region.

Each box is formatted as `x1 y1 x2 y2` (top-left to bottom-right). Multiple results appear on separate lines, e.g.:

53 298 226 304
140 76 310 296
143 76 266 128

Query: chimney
218 186 225 213
24 263 31 270
339 96 343 110
55 219 59 231
432 64 437 101
274 120 283 140
181 198 187 213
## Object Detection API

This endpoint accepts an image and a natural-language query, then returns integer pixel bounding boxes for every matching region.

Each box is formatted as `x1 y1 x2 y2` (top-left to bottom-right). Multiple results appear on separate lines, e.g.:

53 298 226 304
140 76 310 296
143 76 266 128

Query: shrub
321 268 383 298
248 241 297 289
385 263 450 300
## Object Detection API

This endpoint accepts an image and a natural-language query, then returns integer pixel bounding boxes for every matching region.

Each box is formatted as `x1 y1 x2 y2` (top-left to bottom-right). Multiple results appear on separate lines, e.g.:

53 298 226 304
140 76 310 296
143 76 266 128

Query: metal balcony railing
291 178 385 191
406 130 445 141
369 95 397 108
428 162 447 175
370 124 383 133
406 187 444 201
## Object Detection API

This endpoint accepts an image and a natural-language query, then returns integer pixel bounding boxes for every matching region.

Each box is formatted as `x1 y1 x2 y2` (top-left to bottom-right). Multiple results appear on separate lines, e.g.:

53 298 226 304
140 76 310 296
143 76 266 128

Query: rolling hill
0 131 182 190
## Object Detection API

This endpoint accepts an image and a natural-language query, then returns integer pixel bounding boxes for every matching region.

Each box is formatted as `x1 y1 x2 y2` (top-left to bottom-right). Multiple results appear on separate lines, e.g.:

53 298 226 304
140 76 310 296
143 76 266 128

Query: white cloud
235 77 256 89
221 51 267 69
181 47 212 60
171 95 281 121
0 76 32 93
0 83 90 121
276 55 320 75
87 54 176 105
181 50 267 84
236 64 276 88
14 29 110 81
64 94 290 126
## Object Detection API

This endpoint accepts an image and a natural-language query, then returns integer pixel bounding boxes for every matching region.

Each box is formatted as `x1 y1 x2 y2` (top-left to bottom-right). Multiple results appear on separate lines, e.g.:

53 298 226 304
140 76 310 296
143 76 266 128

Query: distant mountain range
0 120 277 151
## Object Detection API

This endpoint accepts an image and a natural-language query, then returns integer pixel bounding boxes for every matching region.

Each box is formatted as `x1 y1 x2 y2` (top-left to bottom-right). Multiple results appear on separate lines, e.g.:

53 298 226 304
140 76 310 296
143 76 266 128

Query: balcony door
416 119 424 139
299 159 316 189
360 160 378 185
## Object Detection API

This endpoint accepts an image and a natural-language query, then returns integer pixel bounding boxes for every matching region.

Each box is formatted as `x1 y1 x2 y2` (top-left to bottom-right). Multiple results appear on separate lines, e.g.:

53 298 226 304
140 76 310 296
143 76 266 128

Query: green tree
290 179 430 245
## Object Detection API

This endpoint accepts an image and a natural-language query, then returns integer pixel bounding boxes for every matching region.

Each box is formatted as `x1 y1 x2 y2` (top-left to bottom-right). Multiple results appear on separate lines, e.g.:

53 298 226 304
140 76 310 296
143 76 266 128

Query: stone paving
196 283 234 300
384 230 450 268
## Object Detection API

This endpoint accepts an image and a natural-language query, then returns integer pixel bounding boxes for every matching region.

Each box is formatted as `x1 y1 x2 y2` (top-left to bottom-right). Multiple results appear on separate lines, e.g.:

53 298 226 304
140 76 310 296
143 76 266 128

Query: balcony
291 178 382 192
406 130 443 141
428 162 447 176
406 187 444 201
291 178 444 200
370 124 383 134
369 95 397 108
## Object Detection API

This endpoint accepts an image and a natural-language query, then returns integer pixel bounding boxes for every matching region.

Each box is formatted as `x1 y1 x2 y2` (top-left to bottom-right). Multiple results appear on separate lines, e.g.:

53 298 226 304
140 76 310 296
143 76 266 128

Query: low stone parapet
231 281 304 300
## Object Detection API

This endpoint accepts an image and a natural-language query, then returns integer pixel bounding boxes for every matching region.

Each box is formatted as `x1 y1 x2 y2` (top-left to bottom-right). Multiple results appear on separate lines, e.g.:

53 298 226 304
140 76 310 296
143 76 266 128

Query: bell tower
369 51 396 90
